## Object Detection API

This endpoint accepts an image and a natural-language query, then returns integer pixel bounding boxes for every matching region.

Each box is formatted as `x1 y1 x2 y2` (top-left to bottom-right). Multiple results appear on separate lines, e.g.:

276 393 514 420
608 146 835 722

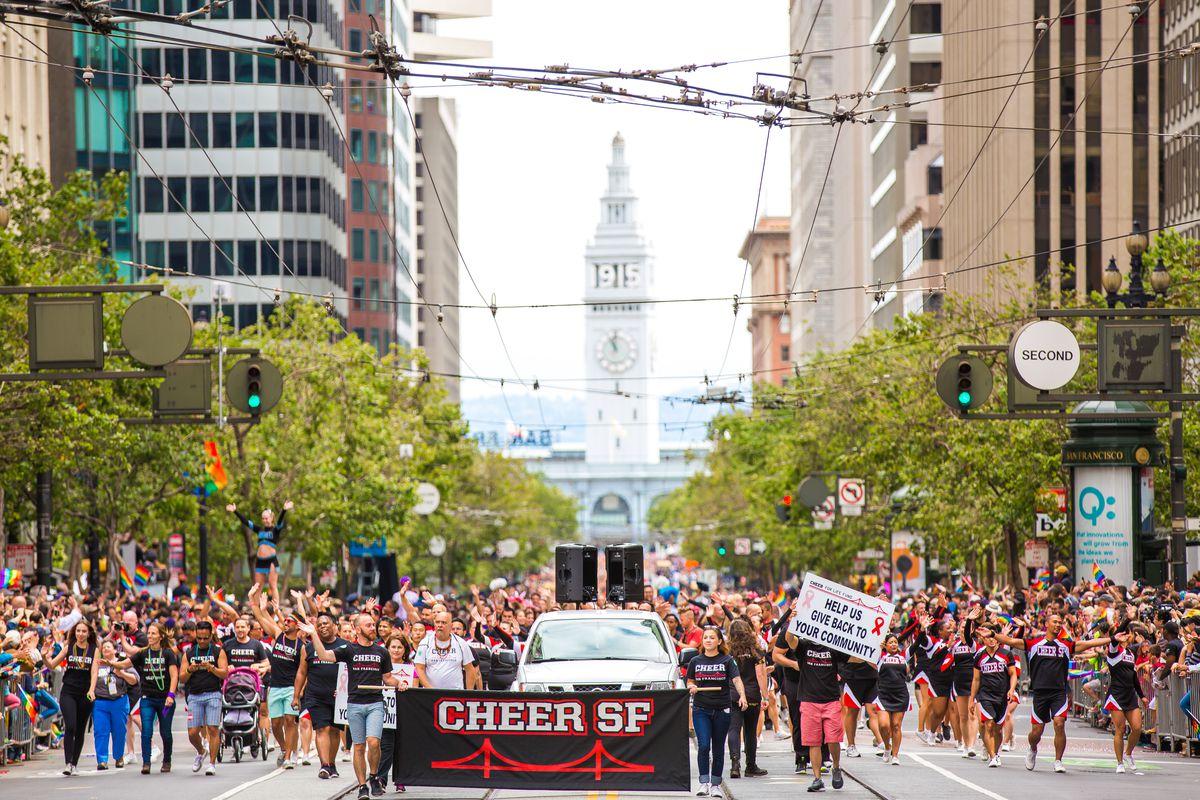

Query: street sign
5 543 35 574
1035 512 1066 537
856 549 884 559
495 538 519 559
837 478 865 516
733 538 751 556
1097 319 1173 391
413 482 441 515
1024 539 1049 568
1009 320 1080 390
428 536 446 557
1188 517 1200 532
812 496 835 530
797 475 831 509
751 539 767 554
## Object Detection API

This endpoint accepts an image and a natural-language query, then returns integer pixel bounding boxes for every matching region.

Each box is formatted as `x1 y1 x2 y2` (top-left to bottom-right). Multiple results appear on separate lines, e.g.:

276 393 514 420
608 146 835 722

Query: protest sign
787 572 896 662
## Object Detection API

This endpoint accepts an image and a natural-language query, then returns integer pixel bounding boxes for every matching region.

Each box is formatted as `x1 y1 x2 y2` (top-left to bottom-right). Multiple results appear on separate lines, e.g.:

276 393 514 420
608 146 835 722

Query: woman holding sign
375 635 414 794
687 627 748 798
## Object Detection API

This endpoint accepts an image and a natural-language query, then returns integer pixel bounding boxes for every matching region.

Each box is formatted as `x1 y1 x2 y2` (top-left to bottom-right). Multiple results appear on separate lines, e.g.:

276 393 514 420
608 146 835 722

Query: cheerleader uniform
876 651 911 713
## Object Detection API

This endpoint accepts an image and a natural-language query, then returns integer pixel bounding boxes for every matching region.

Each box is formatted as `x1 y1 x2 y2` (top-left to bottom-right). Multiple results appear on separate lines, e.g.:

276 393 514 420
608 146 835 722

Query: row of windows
138 46 338 92
135 0 344 44
350 227 392 264
351 277 393 311
347 79 391 116
193 302 277 330
349 128 388 163
1163 125 1200 217
143 238 346 287
350 326 394 357
141 174 345 230
350 179 389 215
140 111 344 171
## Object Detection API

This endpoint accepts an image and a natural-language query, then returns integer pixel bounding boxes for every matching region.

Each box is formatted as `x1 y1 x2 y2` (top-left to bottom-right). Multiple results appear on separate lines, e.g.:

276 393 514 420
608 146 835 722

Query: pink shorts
800 700 844 746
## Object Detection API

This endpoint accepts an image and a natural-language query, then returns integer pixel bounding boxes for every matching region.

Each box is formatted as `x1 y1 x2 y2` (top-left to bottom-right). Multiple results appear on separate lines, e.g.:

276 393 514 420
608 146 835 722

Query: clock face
596 330 637 373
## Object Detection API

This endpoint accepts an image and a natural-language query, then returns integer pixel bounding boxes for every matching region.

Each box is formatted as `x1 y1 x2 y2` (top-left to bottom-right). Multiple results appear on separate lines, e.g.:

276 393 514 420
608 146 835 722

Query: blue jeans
140 696 175 765
692 705 732 785
93 696 129 764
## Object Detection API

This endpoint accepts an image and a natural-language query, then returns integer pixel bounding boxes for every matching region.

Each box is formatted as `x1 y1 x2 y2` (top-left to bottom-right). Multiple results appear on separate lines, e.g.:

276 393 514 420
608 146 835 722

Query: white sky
418 1 791 402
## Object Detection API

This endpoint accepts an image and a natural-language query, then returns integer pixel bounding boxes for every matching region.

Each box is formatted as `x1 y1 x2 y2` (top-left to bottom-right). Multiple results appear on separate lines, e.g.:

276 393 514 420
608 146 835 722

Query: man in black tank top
181 621 229 774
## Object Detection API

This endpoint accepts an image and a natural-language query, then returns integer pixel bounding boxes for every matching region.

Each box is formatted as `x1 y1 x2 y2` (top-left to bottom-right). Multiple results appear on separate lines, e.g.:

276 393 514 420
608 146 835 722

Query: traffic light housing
226 357 283 415
775 493 792 522
715 540 728 557
936 355 993 413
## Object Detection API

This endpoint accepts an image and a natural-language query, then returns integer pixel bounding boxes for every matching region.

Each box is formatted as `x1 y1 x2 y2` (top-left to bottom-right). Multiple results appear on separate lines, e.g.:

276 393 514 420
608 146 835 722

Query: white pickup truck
513 610 693 692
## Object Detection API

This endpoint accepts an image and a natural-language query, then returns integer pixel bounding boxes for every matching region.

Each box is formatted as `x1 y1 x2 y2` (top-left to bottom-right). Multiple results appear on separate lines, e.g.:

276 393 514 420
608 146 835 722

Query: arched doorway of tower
591 493 632 527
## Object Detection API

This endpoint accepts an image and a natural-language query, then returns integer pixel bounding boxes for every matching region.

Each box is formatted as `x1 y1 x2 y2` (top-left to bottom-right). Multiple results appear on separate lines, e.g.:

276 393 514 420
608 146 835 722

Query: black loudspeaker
605 543 644 604
555 544 598 603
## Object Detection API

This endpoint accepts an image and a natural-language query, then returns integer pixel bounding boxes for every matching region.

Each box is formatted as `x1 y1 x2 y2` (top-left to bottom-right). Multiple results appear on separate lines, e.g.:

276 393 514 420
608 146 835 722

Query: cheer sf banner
395 688 690 792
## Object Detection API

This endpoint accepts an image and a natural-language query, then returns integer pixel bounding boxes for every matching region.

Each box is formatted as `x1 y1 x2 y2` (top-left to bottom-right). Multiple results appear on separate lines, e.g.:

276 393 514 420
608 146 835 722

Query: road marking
905 752 1009 800
210 767 283 800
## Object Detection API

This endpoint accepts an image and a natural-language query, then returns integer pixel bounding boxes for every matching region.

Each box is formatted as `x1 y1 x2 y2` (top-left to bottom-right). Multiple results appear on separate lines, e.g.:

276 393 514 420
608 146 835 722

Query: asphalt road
4 697 1200 799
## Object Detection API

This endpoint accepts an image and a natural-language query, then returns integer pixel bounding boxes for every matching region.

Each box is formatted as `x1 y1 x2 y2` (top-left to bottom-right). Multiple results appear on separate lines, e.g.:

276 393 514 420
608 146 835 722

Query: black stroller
218 667 267 762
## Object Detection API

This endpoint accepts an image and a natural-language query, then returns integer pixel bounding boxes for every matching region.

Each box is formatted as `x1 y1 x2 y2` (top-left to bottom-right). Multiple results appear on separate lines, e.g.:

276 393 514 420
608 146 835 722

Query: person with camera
181 620 228 775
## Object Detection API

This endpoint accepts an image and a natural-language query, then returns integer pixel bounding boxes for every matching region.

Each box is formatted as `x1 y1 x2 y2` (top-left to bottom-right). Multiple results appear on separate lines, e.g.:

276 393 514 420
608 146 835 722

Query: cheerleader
875 634 911 765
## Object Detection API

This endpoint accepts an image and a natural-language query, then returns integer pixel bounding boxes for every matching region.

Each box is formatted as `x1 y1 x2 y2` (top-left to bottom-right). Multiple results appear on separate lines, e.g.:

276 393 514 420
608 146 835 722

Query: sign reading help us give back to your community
788 573 896 662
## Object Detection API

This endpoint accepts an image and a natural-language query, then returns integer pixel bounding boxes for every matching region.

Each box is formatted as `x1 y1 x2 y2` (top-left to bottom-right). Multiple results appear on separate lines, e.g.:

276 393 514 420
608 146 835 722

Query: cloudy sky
417 2 790 410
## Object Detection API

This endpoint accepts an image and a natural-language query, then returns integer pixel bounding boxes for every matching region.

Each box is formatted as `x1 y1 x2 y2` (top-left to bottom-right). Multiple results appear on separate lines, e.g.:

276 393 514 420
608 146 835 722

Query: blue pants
93 696 129 764
140 697 175 765
692 705 732 786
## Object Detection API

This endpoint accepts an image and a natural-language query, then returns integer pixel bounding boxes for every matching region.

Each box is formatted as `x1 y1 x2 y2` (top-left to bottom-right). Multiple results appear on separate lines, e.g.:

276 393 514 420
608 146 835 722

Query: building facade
942 0 1158 303
513 136 706 543
410 0 492 401
1162 0 1200 240
737 216 791 385
1 22 52 176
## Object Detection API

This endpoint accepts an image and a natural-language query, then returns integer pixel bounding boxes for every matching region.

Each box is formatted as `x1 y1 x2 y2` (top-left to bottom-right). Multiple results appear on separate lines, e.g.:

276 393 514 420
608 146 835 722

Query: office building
737 216 791 385
1162 0 1200 240
942 1 1158 303
1 22 52 175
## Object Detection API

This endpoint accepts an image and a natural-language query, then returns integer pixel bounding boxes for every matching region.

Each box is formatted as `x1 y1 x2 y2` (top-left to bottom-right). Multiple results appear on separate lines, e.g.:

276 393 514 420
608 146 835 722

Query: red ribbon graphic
871 617 884 635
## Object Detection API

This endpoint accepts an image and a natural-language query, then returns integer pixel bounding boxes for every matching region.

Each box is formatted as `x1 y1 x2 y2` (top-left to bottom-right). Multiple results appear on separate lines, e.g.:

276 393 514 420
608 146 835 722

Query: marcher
249 585 304 768
87 639 138 770
968 624 1017 767
294 608 348 779
47 618 96 775
180 619 228 775
874 634 910 765
687 627 747 797
726 619 768 778
376 634 414 794
1103 624 1147 774
129 622 180 774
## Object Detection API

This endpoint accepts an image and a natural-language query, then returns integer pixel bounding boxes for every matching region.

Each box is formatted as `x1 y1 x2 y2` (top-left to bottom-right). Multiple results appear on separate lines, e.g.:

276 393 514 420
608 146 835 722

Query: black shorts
842 680 878 709
255 554 280 573
304 699 339 730
1031 689 1069 724
1103 684 1141 713
977 696 1009 725
926 669 955 699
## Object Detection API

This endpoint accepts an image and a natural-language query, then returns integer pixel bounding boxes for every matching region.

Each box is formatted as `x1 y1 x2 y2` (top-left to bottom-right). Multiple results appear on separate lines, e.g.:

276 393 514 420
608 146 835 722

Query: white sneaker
890 754 901 765
1053 760 1066 773
1116 763 1125 774
846 745 860 758
989 756 1000 768
957 743 968 758
283 759 295 770
205 763 216 776
339 752 351 763
301 752 312 766
193 754 204 773
1124 755 1136 772
967 747 977 758
1001 742 1013 752
1025 747 1037 771
696 782 710 796
775 730 791 740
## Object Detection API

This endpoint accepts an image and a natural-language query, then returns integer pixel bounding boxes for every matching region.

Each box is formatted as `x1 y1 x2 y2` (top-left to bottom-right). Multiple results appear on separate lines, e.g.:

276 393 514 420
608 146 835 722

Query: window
237 240 258 274
257 50 277 84
352 277 365 309
909 120 928 150
308 178 320 213
142 113 163 148
142 178 164 212
910 3 941 34
366 81 378 113
307 115 319 151
280 113 293 149
144 241 165 270
258 112 278 147
369 278 380 310
215 241 234 275
350 129 363 161
187 49 207 82
351 228 365 260
348 0 360 10
369 328 380 354
349 29 362 52
167 177 187 212
191 240 211 276
294 176 308 213
235 112 255 147
190 177 210 212
369 229 379 262
166 114 186 148
351 179 364 212
367 131 378 163
282 176 294 212
237 176 257 211
260 241 280 275
235 52 254 83
296 240 310 275
168 240 188 273
141 49 161 83
213 177 233 212
353 327 366 341
238 303 258 329
910 61 942 87
212 112 232 147
367 181 379 212
259 176 279 211
781 344 790 363
188 112 209 147
211 51 231 82
233 0 251 18
924 227 943 260
927 156 943 195
164 48 184 81
349 79 363 113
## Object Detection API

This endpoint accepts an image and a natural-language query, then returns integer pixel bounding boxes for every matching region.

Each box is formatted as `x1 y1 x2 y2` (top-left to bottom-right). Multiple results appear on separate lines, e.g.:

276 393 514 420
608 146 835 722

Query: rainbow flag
1068 667 1094 681
134 564 151 587
1091 562 1107 589
1185 707 1200 739
119 564 134 592
0 568 19 589
204 440 228 492
1031 568 1051 591
997 613 1016 626
15 685 37 725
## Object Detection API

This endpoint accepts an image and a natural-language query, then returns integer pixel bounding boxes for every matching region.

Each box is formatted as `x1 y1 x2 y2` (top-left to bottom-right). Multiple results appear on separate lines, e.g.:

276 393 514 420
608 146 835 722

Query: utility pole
35 470 52 586
198 492 209 596
86 472 101 590
1170 335 1187 587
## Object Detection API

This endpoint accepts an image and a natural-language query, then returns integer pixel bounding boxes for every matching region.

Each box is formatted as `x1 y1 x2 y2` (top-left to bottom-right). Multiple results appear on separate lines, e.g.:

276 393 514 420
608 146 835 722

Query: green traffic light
957 390 971 406
248 394 262 409
717 547 727 556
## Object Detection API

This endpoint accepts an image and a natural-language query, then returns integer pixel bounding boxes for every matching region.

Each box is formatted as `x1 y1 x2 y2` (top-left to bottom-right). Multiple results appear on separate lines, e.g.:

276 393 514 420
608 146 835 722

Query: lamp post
1101 221 1183 586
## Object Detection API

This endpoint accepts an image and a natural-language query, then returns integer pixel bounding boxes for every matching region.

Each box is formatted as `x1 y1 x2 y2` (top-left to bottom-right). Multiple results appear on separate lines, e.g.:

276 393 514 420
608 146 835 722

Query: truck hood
519 658 674 686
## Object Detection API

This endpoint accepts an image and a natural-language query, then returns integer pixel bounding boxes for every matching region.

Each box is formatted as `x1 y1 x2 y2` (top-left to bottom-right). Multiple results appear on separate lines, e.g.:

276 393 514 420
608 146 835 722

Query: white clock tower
584 133 659 465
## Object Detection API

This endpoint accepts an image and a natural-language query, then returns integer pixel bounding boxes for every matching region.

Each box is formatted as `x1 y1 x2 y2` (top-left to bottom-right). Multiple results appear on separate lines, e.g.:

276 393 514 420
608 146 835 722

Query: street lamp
1103 221 1169 309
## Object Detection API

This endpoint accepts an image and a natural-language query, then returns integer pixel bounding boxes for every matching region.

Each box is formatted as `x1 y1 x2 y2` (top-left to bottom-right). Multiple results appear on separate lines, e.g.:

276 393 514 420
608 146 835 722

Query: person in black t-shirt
687 627 747 797
968 624 1017 767
46 618 97 775
785 602 853 793
772 623 807 772
294 611 348 779
249 584 305 769
130 623 180 774
1103 622 1149 774
726 619 768 778
181 620 228 774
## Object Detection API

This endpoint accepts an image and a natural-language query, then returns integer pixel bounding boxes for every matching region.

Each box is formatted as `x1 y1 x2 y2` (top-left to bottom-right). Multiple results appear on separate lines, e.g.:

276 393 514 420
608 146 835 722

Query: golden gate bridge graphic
430 738 656 780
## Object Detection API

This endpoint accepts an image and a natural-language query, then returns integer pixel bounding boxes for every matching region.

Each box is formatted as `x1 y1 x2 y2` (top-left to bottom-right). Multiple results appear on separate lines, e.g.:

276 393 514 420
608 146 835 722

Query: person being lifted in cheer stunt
991 612 1110 773
226 500 293 598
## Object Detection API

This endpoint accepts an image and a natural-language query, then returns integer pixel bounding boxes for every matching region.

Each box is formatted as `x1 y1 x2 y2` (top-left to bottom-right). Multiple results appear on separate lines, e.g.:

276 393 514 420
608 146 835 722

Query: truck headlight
649 682 673 691
521 683 546 692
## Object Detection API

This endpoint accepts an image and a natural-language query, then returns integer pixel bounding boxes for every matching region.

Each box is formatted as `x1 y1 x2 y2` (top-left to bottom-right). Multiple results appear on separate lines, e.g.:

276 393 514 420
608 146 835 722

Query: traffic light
226 357 283 415
775 493 792 522
935 355 993 413
716 540 728 557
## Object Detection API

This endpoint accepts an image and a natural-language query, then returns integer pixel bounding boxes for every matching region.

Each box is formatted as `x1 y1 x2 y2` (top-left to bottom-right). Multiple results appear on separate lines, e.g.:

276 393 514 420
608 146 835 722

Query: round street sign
121 294 193 366
428 536 446 557
1010 320 1080 390
495 538 519 559
413 482 441 515
797 475 832 509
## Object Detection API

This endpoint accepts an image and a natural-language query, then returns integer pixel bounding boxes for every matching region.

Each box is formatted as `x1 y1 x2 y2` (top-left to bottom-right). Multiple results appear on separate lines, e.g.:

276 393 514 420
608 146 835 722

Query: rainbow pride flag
15 684 37 725
134 564 151 587
1031 568 1051 591
0 568 20 589
119 564 134 592
1091 562 1107 589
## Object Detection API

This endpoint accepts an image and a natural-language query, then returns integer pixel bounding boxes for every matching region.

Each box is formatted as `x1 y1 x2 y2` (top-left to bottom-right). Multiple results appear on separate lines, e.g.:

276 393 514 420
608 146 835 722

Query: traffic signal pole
198 491 209 596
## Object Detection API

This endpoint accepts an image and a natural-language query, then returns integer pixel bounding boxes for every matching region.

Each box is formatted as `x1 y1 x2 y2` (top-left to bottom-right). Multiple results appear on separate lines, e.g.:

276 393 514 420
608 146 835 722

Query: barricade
3 675 36 765
1154 673 1200 754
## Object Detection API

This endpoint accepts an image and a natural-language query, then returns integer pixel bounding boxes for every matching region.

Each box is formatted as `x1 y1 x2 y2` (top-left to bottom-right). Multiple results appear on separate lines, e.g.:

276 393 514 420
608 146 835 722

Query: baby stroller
219 667 267 763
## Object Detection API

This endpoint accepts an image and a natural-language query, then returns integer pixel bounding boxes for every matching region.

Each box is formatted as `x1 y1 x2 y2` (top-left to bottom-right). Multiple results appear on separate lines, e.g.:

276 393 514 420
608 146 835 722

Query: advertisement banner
1073 466 1134 587
395 688 689 792
890 531 925 593
788 573 896 662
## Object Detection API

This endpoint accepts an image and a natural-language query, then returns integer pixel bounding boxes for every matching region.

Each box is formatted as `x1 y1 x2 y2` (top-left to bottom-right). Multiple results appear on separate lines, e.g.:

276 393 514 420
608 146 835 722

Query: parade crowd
3 555 1200 797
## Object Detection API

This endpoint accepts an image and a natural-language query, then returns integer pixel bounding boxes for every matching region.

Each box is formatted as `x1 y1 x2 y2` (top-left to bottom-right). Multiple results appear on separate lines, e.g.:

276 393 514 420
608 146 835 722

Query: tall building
1 22 52 174
410 0 492 401
942 1 1158 303
1162 1 1200 240
510 136 706 543
132 3 351 329
737 216 791 385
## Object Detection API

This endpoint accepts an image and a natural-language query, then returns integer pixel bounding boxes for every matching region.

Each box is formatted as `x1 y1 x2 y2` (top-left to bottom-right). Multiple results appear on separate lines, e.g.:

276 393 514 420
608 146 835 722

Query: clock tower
584 133 658 465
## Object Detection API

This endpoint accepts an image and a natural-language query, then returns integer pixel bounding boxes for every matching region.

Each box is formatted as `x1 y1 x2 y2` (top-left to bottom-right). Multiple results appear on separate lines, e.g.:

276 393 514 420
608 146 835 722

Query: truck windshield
526 618 672 664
